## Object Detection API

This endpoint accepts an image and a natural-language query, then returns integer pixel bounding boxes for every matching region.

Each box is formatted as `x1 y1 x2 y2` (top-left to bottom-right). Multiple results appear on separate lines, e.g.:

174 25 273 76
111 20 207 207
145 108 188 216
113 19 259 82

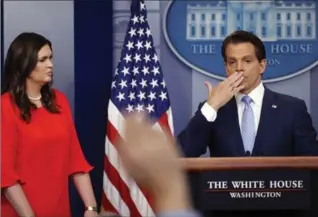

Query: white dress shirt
201 82 265 133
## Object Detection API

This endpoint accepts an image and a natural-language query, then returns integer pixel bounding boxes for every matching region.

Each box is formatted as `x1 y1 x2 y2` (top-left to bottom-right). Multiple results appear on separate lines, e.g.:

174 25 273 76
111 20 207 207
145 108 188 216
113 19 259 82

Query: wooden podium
180 157 318 217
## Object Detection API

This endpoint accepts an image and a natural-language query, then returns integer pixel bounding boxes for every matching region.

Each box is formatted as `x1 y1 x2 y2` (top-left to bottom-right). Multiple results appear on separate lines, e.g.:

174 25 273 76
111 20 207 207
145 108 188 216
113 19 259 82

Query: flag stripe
158 111 172 137
105 134 155 216
107 101 125 139
101 191 118 214
103 171 130 216
104 153 141 217
105 120 155 216
167 108 174 134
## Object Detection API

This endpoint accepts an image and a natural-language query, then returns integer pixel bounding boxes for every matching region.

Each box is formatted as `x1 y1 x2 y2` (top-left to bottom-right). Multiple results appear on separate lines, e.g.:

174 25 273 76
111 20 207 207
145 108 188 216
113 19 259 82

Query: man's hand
117 114 192 213
205 71 244 111
117 114 182 192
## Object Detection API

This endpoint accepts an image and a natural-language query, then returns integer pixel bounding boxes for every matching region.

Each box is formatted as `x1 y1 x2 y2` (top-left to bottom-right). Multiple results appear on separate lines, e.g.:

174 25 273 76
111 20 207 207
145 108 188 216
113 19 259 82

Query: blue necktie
241 95 255 154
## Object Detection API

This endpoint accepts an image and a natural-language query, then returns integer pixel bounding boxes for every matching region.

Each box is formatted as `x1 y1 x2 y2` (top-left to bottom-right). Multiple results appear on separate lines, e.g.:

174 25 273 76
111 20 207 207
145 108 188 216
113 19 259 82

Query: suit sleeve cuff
200 102 217 122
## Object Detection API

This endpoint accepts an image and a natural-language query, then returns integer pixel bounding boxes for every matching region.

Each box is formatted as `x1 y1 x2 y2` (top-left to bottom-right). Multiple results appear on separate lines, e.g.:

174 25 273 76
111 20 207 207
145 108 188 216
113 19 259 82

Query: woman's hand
84 210 98 217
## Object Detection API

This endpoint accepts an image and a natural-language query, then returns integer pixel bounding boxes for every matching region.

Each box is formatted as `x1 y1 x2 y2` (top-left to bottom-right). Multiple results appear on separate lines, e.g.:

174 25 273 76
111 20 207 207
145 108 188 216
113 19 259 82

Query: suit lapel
252 87 276 156
226 97 246 156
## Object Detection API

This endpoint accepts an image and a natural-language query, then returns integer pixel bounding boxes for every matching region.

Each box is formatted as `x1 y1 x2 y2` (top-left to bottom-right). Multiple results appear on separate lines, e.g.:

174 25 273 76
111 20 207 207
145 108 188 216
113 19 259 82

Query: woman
1 32 98 217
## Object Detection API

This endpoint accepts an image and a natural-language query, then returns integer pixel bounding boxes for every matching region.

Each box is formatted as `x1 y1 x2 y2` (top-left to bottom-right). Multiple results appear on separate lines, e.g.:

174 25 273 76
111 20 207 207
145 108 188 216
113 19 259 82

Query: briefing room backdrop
113 0 318 146
2 0 318 217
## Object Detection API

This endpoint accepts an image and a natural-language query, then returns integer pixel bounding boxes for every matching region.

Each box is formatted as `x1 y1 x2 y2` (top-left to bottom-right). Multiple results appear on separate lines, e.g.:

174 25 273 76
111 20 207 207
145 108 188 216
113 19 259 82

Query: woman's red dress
1 90 93 217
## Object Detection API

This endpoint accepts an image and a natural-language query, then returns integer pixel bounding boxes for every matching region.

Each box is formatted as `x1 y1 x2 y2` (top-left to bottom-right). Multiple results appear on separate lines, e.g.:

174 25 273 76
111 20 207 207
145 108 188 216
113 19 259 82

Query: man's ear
260 59 267 75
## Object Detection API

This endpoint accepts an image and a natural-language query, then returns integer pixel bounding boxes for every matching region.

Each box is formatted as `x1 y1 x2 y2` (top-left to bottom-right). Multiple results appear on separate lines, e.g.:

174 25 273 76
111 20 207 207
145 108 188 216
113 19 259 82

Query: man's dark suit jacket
178 87 318 157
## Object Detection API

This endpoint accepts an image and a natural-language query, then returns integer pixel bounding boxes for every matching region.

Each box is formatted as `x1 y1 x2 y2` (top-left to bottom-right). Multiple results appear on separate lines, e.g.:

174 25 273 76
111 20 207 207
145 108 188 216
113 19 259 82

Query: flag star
133 53 141 63
142 66 150 75
126 41 134 50
137 28 144 37
123 54 132 63
111 81 116 89
150 79 159 88
135 104 144 112
159 91 167 101
130 79 137 88
145 28 151 37
140 2 146 10
121 67 130 76
135 40 143 50
151 66 160 76
116 92 125 102
128 92 136 101
131 15 139 24
161 80 166 88
139 79 148 88
148 91 156 101
137 91 146 101
128 28 136 37
152 54 159 63
139 15 145 23
110 4 172 123
119 79 127 89
126 104 134 113
143 54 151 63
146 104 155 113
144 41 152 50
132 66 139 75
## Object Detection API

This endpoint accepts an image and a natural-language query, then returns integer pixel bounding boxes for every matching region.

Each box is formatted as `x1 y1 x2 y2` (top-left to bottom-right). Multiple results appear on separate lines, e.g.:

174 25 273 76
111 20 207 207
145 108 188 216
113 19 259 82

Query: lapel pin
272 104 277 108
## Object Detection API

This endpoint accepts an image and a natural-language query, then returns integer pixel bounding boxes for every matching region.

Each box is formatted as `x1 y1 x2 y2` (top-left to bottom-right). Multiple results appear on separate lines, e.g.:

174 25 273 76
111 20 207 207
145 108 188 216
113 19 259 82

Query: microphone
245 151 251 156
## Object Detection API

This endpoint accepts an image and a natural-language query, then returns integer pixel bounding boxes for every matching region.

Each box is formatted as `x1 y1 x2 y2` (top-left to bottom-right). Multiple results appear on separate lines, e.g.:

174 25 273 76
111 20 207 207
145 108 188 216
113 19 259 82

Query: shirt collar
235 82 265 106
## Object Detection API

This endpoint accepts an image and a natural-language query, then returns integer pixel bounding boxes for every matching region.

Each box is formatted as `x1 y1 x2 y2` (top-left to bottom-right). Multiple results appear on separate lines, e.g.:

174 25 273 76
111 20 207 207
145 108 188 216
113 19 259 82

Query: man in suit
178 30 318 157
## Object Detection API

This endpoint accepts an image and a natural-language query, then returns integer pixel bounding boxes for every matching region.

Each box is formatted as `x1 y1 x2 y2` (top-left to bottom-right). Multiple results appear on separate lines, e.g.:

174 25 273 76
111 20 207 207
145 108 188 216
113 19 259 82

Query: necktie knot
242 95 253 106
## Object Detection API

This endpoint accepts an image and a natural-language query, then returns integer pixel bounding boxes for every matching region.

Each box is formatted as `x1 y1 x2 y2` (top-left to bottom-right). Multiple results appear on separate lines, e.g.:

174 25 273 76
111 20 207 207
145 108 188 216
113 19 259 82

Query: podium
180 157 318 217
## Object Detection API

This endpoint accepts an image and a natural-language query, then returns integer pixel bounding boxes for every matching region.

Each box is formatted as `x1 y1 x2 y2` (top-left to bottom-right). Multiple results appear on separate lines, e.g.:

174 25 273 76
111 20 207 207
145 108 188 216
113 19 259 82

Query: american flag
102 0 174 216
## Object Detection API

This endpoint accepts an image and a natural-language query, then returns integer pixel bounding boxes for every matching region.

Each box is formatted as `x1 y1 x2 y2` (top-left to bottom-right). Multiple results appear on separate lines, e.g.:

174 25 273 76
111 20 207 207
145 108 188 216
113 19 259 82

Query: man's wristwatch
86 205 98 212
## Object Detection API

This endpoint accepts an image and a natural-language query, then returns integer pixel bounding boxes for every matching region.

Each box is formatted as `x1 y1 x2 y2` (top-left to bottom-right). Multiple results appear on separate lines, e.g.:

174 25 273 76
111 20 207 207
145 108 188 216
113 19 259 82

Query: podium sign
196 169 310 211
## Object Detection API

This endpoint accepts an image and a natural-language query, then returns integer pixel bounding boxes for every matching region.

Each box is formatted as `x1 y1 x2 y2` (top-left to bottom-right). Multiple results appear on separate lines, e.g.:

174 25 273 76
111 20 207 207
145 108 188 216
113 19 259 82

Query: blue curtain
71 1 113 216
